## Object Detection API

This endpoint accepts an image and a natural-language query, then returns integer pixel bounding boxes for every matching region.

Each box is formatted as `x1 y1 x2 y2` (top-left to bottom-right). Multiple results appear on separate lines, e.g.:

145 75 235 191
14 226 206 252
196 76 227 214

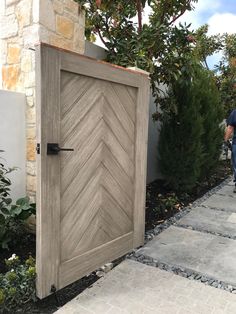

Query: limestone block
38 25 50 42
27 127 36 140
26 174 36 191
28 194 36 203
6 0 20 6
26 95 34 107
25 87 33 96
64 0 78 13
14 72 24 92
2 64 20 90
63 10 79 23
24 70 35 88
26 106 36 124
32 0 39 23
26 161 36 176
74 39 85 54
7 44 21 64
23 24 39 48
53 0 63 14
0 1 5 15
56 15 74 39
5 5 15 16
0 14 18 39
21 53 32 72
16 0 32 29
0 40 7 63
27 139 36 161
49 34 72 50
74 22 84 44
7 35 23 45
78 10 85 26
39 0 56 31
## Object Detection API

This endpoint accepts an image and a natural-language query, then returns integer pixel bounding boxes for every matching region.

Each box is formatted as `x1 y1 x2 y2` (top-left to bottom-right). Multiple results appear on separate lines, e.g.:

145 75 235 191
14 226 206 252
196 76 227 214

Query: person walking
224 109 236 192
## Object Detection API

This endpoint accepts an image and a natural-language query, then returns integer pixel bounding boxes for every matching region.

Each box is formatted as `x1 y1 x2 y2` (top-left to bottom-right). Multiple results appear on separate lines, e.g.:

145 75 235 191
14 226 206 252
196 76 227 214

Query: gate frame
36 43 150 299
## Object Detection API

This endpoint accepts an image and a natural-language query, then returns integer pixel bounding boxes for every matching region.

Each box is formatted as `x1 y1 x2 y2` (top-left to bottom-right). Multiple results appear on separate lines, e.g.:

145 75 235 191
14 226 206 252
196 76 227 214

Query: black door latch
47 143 74 155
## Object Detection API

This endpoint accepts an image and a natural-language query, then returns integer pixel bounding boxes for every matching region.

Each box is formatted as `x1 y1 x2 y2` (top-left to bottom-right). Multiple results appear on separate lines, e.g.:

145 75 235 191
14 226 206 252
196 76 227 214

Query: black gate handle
47 143 74 155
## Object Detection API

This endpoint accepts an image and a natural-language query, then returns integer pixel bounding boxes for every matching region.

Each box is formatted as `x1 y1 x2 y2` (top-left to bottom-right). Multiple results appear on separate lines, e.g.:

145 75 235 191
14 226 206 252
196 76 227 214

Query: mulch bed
145 159 232 231
0 159 232 313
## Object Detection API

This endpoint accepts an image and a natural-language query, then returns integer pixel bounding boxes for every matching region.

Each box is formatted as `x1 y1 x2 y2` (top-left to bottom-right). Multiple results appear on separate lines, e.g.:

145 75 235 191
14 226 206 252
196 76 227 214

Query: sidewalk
55 178 236 314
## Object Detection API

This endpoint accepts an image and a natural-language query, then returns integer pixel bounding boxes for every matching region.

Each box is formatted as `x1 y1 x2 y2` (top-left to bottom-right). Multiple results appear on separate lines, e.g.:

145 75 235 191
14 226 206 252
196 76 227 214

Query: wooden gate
36 43 150 299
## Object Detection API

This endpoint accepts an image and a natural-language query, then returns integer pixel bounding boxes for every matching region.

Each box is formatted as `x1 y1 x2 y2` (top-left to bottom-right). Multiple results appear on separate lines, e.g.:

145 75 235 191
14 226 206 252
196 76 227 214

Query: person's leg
231 144 236 192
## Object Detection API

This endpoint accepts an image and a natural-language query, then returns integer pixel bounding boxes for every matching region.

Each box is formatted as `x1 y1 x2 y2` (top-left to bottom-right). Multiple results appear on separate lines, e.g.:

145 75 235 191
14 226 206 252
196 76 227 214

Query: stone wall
0 0 85 200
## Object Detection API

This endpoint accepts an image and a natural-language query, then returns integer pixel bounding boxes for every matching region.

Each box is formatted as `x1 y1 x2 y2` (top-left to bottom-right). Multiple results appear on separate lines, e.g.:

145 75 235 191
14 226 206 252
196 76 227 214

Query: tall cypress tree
159 67 204 192
198 68 224 179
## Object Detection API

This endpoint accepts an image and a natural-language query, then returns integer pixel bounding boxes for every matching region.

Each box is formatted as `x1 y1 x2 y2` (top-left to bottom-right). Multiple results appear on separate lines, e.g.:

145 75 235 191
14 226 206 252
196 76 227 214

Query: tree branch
168 1 192 26
168 9 187 26
136 0 143 32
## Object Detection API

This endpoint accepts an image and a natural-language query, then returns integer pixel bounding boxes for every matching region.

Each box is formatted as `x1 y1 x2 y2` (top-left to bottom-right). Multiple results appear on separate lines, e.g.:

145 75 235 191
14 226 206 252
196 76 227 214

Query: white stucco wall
0 89 26 201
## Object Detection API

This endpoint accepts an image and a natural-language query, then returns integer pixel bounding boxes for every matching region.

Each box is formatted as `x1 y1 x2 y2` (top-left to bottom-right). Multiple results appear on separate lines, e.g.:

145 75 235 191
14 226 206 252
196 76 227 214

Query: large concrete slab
176 207 236 237
201 194 236 212
55 260 236 314
216 184 236 197
226 180 235 186
137 226 236 286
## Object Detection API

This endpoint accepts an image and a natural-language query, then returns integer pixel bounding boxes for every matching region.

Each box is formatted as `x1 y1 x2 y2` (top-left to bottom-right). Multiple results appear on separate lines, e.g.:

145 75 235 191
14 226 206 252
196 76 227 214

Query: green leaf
0 214 5 224
18 211 31 220
10 205 22 216
16 197 29 206
0 207 10 216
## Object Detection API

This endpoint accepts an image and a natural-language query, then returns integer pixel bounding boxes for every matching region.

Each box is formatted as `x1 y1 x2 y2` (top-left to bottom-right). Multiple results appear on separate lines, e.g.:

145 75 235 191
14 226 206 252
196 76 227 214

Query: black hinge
36 143 40 154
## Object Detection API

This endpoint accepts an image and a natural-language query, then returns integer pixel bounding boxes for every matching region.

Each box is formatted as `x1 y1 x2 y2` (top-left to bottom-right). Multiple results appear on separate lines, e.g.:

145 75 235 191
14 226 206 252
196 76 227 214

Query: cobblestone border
127 176 236 293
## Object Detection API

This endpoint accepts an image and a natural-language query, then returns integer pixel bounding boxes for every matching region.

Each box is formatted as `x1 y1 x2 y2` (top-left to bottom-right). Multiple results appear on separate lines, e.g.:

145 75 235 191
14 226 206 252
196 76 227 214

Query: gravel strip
176 223 236 240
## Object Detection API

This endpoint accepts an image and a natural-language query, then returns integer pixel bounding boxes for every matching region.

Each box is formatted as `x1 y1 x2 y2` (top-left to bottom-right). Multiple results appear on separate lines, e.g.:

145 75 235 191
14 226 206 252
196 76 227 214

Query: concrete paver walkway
55 179 236 313
55 260 236 314
137 179 236 287
138 226 236 286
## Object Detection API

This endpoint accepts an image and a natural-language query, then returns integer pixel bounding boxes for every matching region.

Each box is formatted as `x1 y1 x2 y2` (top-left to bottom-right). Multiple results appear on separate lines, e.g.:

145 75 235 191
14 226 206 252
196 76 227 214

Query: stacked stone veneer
0 0 85 200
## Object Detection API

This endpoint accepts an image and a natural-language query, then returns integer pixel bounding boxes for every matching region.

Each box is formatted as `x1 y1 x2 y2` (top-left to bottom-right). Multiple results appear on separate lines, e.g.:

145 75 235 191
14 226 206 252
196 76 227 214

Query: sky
149 0 236 68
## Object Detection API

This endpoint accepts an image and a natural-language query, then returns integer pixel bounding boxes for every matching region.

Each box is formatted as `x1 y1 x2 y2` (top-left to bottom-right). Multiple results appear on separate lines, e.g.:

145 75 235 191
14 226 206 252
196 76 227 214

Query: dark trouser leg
232 144 236 183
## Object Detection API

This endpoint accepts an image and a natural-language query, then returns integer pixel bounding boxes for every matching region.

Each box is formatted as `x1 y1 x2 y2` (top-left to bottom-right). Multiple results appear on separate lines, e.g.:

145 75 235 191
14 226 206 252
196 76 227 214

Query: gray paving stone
201 194 236 212
54 260 236 314
216 185 236 197
176 206 236 237
137 226 236 286
226 180 235 186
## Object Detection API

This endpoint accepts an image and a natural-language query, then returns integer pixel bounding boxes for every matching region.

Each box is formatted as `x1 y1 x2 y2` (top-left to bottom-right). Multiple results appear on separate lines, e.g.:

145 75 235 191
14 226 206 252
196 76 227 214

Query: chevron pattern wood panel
60 71 136 262
36 44 150 299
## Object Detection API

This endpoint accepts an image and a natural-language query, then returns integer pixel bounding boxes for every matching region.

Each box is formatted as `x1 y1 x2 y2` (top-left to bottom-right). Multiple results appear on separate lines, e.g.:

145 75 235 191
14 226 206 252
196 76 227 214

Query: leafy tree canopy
215 34 236 115
75 0 225 115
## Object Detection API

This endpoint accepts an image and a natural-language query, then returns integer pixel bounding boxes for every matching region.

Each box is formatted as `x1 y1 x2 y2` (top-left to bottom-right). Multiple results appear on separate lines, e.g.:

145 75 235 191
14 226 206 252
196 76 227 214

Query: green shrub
154 193 181 214
0 157 36 249
0 255 36 313
158 64 224 192
159 65 204 192
198 69 224 178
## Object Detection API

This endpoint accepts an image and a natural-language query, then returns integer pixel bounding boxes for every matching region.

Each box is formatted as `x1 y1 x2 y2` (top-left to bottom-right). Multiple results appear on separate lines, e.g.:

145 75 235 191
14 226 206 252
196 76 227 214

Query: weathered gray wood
59 233 133 289
36 45 61 299
36 43 150 299
60 50 141 88
133 76 150 247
